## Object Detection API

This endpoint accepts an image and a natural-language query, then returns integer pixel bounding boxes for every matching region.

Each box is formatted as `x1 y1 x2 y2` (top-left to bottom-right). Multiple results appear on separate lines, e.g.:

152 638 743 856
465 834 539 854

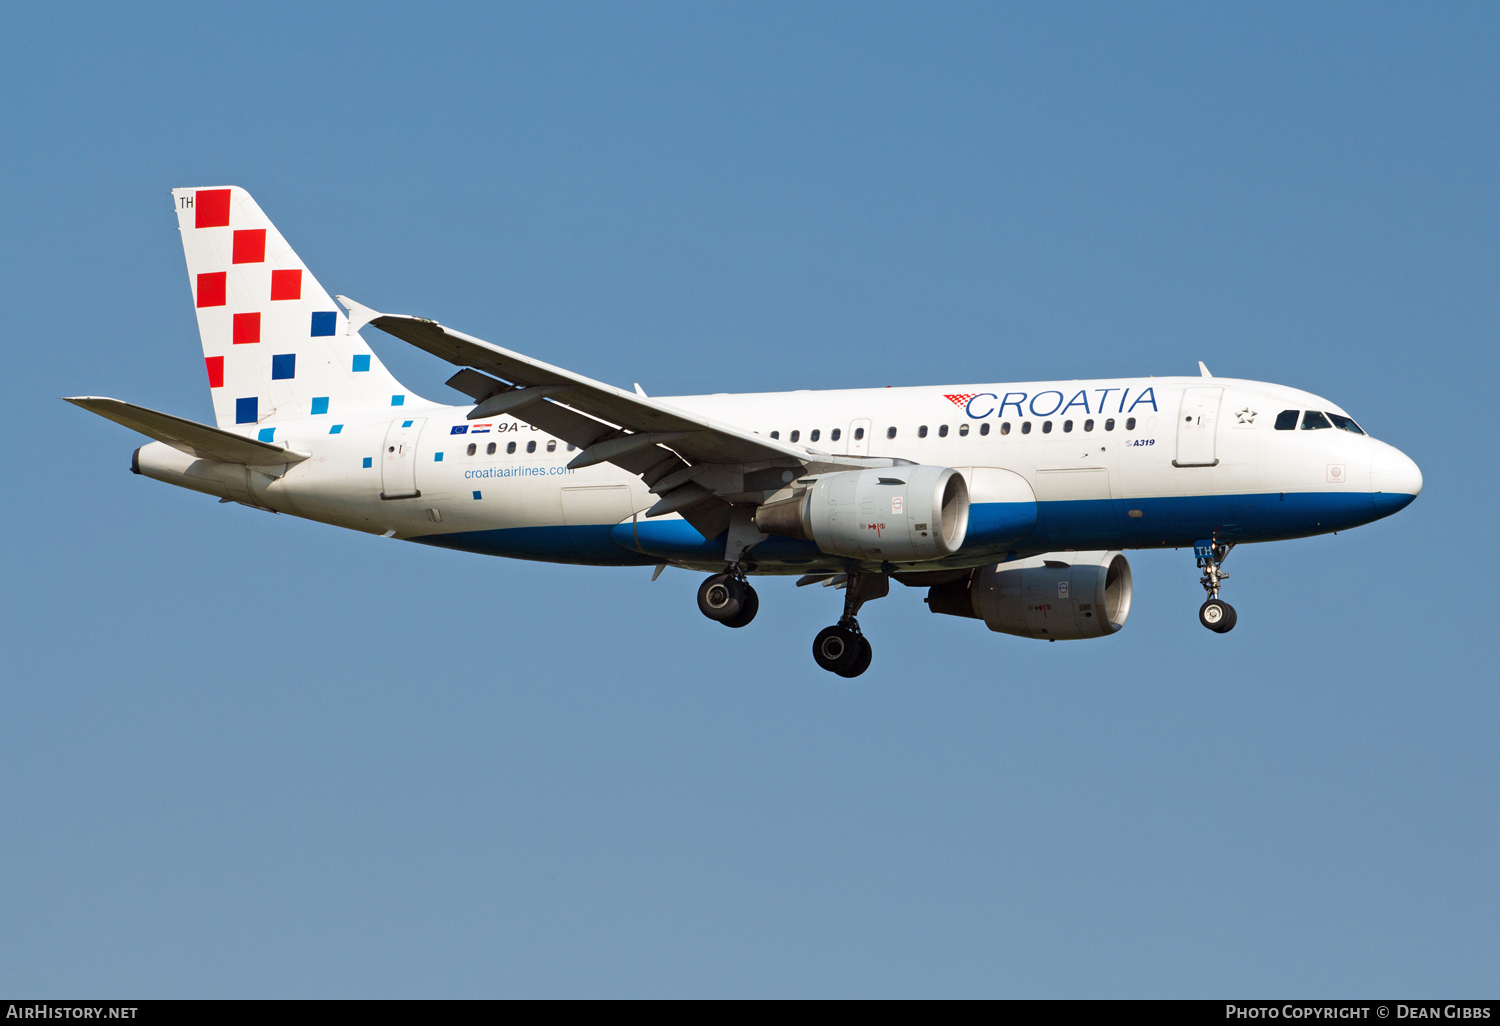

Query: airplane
67 186 1423 677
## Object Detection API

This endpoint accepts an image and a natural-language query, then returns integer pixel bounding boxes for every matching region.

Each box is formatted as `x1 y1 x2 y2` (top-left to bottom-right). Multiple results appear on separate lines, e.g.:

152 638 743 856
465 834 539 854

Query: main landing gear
696 568 883 677
1195 539 1237 634
697 569 759 628
811 573 886 678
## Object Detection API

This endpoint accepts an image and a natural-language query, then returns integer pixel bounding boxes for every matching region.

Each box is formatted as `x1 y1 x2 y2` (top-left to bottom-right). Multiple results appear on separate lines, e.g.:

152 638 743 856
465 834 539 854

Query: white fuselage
134 374 1423 575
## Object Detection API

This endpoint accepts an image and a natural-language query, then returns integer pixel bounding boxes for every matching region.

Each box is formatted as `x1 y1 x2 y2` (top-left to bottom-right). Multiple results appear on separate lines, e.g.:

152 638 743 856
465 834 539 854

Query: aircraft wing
64 397 310 466
341 298 809 467
342 296 893 538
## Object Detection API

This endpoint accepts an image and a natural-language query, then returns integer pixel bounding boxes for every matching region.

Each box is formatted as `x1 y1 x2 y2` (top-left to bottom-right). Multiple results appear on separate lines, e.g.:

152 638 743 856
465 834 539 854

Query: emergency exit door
380 417 426 499
1174 388 1222 467
847 418 872 456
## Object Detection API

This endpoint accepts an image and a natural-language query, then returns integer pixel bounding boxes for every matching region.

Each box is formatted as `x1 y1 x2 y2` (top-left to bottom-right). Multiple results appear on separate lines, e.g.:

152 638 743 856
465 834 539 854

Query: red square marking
205 356 225 388
195 189 231 228
270 268 302 301
196 271 227 308
233 312 261 345
232 229 266 264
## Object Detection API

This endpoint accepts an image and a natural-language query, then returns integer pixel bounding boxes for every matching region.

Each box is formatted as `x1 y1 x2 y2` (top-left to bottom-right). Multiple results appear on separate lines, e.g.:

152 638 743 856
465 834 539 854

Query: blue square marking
362 457 373 468
391 395 405 407
271 353 296 380
402 420 413 428
434 452 444 462
235 397 258 424
258 428 275 442
311 311 337 336
472 491 482 500
329 424 343 434
310 397 329 415
352 354 371 373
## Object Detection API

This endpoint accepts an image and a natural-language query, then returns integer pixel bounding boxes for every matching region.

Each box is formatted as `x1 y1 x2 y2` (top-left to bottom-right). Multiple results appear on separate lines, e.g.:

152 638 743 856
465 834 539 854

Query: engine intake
927 551 1133 640
754 466 969 563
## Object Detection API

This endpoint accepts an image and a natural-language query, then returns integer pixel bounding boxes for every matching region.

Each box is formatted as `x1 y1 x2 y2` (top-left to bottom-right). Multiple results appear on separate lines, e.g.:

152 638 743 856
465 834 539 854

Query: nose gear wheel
1195 541 1238 633
1199 598 1236 633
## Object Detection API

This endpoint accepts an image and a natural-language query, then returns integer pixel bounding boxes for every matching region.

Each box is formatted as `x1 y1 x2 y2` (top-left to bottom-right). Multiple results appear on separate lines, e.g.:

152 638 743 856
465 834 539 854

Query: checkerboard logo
175 185 407 429
943 394 975 407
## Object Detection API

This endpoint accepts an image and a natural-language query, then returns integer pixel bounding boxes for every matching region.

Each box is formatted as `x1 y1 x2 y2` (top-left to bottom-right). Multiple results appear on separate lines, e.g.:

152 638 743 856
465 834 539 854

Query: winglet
1198 361 1213 378
335 295 385 335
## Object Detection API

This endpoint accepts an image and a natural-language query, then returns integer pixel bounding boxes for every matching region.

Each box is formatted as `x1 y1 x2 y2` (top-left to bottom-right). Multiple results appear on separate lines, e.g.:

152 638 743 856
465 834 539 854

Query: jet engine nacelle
927 550 1133 640
754 465 969 563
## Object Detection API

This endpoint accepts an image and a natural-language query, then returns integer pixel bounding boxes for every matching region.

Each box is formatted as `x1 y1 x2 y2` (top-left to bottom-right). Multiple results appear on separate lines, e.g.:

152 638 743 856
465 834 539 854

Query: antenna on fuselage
1198 361 1213 378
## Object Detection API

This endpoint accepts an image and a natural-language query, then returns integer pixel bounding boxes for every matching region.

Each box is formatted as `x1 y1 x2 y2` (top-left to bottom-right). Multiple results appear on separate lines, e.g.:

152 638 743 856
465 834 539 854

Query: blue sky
1 2 1495 997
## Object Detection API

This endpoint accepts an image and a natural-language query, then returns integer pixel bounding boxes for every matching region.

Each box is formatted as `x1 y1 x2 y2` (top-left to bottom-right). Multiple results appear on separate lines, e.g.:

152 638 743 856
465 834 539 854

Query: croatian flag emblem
470 423 492 433
943 394 975 407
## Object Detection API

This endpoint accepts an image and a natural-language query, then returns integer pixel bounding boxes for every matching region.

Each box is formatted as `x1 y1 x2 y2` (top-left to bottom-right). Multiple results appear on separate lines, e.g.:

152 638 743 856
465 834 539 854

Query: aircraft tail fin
172 186 415 429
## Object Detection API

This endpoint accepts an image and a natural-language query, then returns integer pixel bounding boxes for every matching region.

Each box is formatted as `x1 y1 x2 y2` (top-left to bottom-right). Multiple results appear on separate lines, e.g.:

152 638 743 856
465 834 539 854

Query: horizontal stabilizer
64 397 309 466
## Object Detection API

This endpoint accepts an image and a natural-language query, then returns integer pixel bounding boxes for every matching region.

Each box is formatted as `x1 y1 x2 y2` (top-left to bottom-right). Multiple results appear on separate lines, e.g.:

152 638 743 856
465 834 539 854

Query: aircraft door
847 418 872 456
1174 388 1223 467
380 417 426 499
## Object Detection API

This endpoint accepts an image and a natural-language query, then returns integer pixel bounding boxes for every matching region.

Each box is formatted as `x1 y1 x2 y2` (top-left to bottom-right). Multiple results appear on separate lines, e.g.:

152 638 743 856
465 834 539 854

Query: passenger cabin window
1327 413 1365 435
507 441 517 454
1084 419 1095 431
1126 417 1136 430
958 423 969 436
853 427 864 440
938 424 949 437
918 425 928 438
1063 420 1074 432
790 430 800 442
547 439 557 452
466 443 477 456
1274 409 1300 430
527 440 537 453
1042 421 1053 434
980 422 990 435
487 442 497 455
1105 418 1115 431
770 431 779 439
810 429 820 442
1302 410 1333 430
831 428 842 441
999 422 1009 435
1021 422 1032 434
567 443 575 451
887 426 897 439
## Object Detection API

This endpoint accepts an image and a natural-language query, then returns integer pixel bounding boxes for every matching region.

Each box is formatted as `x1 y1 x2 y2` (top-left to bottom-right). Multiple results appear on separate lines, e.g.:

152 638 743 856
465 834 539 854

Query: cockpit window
1302 410 1333 430
1274 410 1299 430
1327 413 1365 435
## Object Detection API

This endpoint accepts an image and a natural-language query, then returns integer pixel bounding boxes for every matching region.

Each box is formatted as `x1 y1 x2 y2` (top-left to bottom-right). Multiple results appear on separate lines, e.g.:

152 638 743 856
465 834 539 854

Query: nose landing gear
811 572 887 677
1195 539 1237 633
697 569 759 628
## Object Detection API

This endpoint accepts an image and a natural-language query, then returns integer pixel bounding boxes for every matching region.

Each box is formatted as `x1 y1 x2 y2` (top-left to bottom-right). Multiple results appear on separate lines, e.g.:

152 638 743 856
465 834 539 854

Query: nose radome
1370 445 1422 517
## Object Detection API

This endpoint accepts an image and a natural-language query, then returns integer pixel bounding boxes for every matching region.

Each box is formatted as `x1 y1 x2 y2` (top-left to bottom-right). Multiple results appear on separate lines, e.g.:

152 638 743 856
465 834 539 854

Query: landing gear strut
1195 539 1237 634
811 573 885 677
698 568 759 628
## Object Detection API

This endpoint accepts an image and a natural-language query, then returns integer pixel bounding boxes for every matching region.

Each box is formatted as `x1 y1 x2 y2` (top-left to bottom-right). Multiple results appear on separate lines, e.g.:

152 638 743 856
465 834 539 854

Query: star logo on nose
1235 407 1257 424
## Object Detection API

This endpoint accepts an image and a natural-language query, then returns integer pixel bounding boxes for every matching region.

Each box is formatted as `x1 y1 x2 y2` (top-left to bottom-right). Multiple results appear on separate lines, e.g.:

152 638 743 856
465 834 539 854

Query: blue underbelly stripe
409 489 1413 564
